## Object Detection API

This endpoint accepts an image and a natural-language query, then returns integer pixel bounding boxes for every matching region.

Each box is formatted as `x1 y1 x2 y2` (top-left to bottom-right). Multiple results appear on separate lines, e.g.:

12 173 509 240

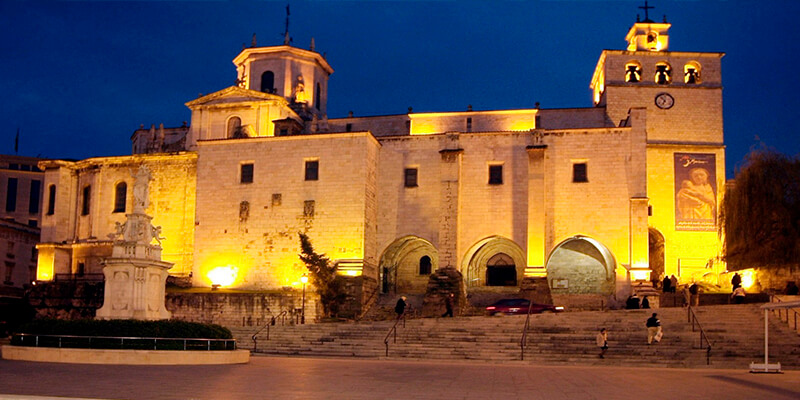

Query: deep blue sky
2 1 799 178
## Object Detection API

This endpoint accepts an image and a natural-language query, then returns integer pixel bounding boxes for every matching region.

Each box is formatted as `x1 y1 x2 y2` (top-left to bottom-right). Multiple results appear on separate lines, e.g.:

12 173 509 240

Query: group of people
661 274 679 293
394 293 456 319
595 312 663 358
624 294 651 309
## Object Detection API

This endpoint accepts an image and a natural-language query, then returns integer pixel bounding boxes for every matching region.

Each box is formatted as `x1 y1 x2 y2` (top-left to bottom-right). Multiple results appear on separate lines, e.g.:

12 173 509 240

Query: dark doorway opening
486 253 517 286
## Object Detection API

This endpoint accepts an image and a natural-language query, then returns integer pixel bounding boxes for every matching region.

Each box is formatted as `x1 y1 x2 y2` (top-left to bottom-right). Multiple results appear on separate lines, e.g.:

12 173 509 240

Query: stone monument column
96 165 173 320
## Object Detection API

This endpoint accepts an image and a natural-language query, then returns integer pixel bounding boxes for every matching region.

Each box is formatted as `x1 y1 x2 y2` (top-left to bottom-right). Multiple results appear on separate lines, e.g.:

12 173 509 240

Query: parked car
485 299 564 316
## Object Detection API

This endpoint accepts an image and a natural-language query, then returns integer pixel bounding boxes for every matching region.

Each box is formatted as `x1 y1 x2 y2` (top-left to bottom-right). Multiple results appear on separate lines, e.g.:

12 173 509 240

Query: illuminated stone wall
37 153 197 278
193 132 380 290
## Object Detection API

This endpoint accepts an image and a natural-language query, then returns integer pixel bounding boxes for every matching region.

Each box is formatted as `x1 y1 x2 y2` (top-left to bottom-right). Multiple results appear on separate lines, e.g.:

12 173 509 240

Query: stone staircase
229 303 800 369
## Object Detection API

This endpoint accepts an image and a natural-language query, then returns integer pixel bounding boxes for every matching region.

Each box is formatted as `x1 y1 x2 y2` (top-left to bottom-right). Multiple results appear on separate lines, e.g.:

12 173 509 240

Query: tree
298 232 346 317
720 150 800 269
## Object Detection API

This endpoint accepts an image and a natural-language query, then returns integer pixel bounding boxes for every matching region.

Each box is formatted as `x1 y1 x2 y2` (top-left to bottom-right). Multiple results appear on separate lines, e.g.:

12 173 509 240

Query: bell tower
231 10 334 121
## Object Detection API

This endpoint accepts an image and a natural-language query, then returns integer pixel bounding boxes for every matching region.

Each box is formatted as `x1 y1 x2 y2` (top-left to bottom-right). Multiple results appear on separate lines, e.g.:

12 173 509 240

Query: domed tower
232 36 334 121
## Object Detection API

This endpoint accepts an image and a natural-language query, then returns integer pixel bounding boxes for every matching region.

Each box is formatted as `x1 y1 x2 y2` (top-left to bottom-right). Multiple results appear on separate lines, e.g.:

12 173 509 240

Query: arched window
315 83 321 110
113 182 127 213
46 184 56 215
655 62 672 85
260 71 275 93
81 185 91 216
419 256 432 275
684 62 701 84
624 61 642 83
227 116 242 138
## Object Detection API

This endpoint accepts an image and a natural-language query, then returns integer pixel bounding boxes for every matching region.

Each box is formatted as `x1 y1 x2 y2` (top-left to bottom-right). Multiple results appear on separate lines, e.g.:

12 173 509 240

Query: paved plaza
1 355 799 400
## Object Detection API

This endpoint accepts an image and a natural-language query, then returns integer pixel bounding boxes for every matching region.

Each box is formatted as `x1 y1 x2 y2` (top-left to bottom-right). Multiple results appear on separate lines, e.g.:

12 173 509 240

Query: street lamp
300 274 308 324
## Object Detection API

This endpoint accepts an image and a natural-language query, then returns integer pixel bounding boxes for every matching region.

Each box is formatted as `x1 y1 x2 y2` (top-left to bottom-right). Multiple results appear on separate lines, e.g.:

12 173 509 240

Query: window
315 83 321 110
573 163 588 183
5 178 17 212
29 180 41 214
345 123 352 132
261 71 275 93
46 185 56 215
279 128 288 136
655 62 672 85
684 62 701 84
241 163 254 184
27 220 37 228
625 62 642 83
404 168 418 188
6 241 14 258
303 200 315 217
305 160 319 181
81 185 91 216
227 116 243 138
113 182 127 213
76 262 85 277
488 165 503 185
419 256 432 275
4 261 13 284
466 117 472 132
272 193 282 206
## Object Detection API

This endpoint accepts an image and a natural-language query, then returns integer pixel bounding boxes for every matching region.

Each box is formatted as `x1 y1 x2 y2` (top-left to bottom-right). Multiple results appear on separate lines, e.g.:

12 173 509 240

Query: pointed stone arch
461 236 526 288
545 235 616 295
378 236 439 294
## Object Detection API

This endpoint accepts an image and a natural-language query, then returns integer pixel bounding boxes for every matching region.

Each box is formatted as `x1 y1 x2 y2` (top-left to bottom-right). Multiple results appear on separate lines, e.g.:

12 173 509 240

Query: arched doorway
648 228 665 284
486 253 517 286
461 236 525 288
545 236 616 294
378 236 438 294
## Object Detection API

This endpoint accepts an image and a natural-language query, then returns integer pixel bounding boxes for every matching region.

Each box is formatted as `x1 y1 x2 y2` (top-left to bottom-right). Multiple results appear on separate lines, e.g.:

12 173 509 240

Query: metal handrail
11 333 235 351
519 298 536 360
770 295 800 332
383 313 406 357
354 287 381 321
686 306 713 364
252 311 289 351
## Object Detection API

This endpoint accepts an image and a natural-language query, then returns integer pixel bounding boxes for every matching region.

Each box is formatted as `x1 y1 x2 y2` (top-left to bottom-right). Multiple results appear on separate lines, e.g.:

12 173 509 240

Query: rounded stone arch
461 236 526 288
648 228 666 283
378 236 439 294
545 235 616 295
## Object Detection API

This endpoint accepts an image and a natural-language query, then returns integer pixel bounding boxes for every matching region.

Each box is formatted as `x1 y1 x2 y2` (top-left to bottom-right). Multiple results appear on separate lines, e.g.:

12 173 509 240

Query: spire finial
638 0 655 22
283 3 292 45
310 37 315 52
251 33 257 48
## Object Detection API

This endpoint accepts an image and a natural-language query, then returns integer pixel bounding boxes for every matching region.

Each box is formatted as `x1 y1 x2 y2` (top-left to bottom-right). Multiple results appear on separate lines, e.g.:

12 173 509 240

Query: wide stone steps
229 303 800 368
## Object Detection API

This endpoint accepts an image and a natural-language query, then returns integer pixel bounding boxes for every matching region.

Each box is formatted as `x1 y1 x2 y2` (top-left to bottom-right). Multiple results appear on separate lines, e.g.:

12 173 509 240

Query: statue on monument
133 165 151 213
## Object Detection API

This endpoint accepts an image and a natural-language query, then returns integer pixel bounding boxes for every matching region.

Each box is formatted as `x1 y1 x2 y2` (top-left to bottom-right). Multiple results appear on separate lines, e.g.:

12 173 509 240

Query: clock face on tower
655 93 674 109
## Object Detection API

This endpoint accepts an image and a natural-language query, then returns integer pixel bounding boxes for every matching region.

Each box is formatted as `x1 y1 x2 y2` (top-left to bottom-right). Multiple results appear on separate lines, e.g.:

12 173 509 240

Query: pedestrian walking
689 282 700 306
646 313 662 344
596 328 608 358
731 272 742 289
442 293 454 317
731 286 746 304
395 296 407 319
669 275 678 293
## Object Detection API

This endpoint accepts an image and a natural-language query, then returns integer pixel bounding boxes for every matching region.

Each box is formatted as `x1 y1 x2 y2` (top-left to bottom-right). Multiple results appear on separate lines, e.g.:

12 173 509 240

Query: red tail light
486 306 496 310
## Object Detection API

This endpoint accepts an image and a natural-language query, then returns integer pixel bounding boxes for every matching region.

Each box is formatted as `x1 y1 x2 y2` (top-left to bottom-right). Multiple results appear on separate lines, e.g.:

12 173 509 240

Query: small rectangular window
305 160 319 181
81 185 91 216
46 185 56 215
573 163 588 183
345 123 353 132
29 180 41 214
279 129 288 136
241 163 254 184
488 165 503 185
4 261 13 284
5 178 17 212
272 193 282 206
466 117 472 132
27 219 37 228
404 168 418 188
304 200 315 217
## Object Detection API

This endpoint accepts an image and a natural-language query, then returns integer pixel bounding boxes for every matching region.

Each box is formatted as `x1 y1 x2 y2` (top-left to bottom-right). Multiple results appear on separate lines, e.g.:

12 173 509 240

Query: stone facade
34 18 729 312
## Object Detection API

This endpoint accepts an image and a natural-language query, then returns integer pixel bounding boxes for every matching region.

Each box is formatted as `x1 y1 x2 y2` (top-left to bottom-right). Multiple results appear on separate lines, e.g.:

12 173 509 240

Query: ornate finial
663 15 667 23
408 106 413 113
310 37 315 52
251 33 257 47
638 0 654 22
283 3 292 45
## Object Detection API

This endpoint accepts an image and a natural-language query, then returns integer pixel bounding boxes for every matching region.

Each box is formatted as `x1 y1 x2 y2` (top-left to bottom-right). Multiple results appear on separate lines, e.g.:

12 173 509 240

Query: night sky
2 1 799 178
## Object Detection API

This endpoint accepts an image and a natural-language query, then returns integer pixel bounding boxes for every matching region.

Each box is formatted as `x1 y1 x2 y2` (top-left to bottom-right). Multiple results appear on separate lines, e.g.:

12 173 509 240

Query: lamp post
300 274 308 324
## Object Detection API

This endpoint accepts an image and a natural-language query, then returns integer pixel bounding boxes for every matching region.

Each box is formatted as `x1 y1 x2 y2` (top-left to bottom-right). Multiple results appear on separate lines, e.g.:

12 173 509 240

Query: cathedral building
35 15 726 309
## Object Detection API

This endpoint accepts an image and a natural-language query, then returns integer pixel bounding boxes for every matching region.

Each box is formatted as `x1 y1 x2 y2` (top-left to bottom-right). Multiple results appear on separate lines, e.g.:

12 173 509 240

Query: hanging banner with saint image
674 153 717 231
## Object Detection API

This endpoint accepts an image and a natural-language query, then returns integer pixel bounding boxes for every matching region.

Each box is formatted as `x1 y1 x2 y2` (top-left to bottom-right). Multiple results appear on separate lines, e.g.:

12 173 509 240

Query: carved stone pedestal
95 257 173 321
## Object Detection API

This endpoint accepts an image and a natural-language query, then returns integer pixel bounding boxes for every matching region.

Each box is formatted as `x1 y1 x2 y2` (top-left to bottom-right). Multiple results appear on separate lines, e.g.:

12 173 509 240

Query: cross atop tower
283 3 292 45
638 0 655 23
